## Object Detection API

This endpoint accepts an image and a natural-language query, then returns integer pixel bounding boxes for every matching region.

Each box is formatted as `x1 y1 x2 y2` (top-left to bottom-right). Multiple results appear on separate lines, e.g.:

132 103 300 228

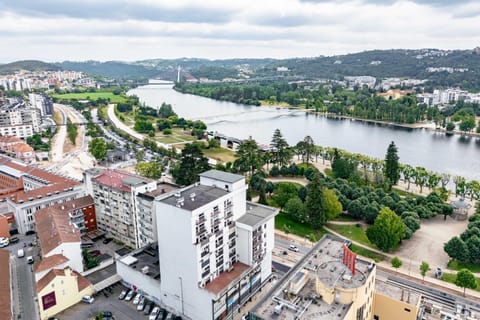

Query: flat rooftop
160 184 228 211
204 261 251 295
236 202 278 227
200 170 244 184
250 235 375 320
119 243 160 281
375 279 421 306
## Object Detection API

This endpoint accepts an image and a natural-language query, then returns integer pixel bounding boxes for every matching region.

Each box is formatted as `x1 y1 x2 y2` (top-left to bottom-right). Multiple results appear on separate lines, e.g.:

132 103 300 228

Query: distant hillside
0 60 61 74
55 61 160 80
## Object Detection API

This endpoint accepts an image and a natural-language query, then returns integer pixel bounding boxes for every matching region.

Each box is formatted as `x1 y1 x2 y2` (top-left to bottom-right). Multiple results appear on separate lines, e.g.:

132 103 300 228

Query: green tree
88 138 107 161
322 188 343 220
444 236 469 262
420 261 430 283
158 103 176 118
270 129 292 167
284 196 307 223
455 269 477 296
208 138 220 149
305 173 326 229
459 116 476 134
135 161 162 179
272 182 298 209
171 143 210 185
446 122 455 132
384 141 400 188
391 256 402 273
366 207 406 252
235 138 264 176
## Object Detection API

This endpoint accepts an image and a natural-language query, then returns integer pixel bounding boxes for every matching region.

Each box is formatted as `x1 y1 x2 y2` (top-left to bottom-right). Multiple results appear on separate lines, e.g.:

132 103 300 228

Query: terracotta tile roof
12 143 33 153
0 136 22 143
36 268 92 293
0 249 12 320
34 254 69 273
52 195 94 211
35 207 81 256
11 181 80 203
204 262 251 296
36 268 65 293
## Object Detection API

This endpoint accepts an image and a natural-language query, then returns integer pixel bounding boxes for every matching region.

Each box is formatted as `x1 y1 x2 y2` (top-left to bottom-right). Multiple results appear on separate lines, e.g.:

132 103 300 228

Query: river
129 84 480 181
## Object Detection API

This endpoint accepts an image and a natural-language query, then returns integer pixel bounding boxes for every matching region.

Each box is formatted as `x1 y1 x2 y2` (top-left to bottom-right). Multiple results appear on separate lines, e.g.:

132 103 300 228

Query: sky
0 0 479 62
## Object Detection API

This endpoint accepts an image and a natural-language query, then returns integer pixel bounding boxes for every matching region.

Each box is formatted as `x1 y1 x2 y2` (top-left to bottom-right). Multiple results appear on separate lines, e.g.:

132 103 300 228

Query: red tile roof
36 267 92 293
52 195 94 211
35 207 81 256
204 262 251 295
0 249 12 320
34 254 69 273
92 169 152 193
12 143 34 153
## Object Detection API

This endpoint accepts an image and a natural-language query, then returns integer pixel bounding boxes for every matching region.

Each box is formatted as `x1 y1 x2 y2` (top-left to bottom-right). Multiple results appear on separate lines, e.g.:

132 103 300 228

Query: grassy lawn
447 260 480 273
52 91 127 103
333 214 360 222
275 213 327 242
203 147 236 163
155 128 197 144
350 244 385 262
326 223 374 247
441 273 480 292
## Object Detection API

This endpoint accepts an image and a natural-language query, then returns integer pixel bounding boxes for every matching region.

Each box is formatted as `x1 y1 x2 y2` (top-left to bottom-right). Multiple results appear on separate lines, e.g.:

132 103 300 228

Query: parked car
10 237 19 244
132 293 143 305
435 267 442 278
166 312 174 320
289 244 299 252
0 237 9 247
125 290 135 301
82 295 95 304
25 230 36 235
96 311 113 320
118 289 129 300
27 256 34 264
158 308 166 319
17 249 25 258
149 306 160 320
137 297 147 311
103 237 113 244
144 302 154 315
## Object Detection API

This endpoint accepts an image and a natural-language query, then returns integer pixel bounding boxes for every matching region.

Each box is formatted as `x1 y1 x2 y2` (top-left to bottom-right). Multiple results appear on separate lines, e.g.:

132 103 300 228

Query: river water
129 85 480 181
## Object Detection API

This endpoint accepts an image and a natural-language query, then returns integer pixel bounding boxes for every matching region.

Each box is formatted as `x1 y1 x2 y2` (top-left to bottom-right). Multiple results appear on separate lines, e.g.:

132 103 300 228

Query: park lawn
52 91 127 103
441 273 480 293
350 244 385 262
203 147 236 163
447 260 480 273
275 213 327 242
155 128 197 144
326 223 375 248
333 214 361 222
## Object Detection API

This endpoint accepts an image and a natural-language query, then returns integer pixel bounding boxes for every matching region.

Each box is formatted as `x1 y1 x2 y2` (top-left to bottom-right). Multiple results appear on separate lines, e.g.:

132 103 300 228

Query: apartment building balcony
214 228 223 237
225 210 234 219
197 215 206 224
196 226 207 236
212 218 221 227
197 234 211 246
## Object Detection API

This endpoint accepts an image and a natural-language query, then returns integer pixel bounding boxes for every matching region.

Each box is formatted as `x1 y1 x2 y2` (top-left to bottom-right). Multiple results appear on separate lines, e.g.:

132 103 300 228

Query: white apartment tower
155 170 278 320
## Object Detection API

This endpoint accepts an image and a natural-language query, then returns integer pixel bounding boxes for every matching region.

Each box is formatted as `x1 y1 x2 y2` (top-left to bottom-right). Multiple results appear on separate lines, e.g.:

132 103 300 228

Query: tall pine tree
305 173 326 229
384 141 400 189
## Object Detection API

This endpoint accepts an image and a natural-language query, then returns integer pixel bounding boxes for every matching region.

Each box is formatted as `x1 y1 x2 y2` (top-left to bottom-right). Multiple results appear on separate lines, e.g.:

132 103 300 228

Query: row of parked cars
118 288 181 320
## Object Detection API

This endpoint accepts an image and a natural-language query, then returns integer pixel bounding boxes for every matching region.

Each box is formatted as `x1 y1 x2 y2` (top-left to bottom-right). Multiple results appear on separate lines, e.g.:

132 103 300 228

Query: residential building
117 170 278 320
50 195 97 235
37 267 93 320
0 249 12 320
249 235 422 320
136 182 179 248
35 207 83 274
0 100 41 138
29 93 53 117
0 136 36 164
0 156 85 234
84 168 157 248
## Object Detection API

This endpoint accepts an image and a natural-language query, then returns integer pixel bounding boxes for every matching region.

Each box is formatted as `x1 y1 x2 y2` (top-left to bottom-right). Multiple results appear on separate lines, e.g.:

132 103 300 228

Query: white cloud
0 0 478 62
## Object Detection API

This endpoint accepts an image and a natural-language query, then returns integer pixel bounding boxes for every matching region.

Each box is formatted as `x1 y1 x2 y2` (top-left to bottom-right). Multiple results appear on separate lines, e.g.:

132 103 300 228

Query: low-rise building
50 195 96 235
37 267 93 320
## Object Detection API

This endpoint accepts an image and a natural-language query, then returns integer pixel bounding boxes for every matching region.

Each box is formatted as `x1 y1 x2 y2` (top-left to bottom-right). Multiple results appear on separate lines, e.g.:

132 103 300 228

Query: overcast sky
0 0 479 62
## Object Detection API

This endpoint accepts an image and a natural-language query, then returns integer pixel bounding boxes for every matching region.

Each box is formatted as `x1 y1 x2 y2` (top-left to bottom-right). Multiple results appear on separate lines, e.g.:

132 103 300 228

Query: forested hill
0 60 61 74
56 61 160 80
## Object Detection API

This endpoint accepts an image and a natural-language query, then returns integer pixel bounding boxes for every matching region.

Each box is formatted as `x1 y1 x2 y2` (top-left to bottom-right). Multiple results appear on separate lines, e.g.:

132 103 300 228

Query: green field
52 91 127 103
275 213 327 242
326 223 375 247
441 273 480 292
350 244 385 262
447 260 480 273
203 147 236 163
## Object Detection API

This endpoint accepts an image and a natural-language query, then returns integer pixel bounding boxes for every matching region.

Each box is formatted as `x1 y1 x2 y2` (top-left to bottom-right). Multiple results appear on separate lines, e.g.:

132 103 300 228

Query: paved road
9 235 39 320
50 104 67 163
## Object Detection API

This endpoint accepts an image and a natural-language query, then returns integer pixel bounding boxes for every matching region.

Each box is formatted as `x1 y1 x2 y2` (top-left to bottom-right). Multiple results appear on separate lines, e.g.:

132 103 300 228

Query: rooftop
0 249 11 320
160 184 229 211
36 267 91 293
92 169 153 193
200 170 244 184
139 182 179 199
33 254 69 273
53 195 94 211
375 279 421 306
35 207 81 256
118 243 160 281
204 261 251 295
250 235 375 320
236 202 278 228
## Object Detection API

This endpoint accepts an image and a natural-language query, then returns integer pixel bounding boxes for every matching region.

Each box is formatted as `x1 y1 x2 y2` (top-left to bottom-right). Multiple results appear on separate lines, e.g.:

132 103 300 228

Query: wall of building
38 271 93 320
373 293 419 320
116 261 161 304
46 242 83 273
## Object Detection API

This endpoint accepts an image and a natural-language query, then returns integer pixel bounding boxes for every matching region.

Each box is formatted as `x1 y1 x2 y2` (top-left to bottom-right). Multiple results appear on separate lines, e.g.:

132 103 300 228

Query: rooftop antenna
177 65 181 83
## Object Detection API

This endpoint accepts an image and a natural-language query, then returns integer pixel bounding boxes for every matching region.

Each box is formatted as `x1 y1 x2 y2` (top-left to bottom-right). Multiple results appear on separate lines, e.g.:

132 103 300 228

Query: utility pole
179 276 184 315
177 66 181 83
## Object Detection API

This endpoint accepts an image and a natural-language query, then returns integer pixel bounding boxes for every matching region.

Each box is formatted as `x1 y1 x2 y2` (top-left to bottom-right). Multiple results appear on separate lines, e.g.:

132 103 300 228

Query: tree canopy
366 207 406 252
171 143 210 185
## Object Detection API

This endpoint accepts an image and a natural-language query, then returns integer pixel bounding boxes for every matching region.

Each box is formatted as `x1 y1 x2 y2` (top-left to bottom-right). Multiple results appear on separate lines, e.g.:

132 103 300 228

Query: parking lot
57 283 150 320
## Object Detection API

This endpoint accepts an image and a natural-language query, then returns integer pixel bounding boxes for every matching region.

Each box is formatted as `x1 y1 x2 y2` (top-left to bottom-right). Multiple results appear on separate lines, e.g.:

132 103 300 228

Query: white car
124 290 135 301
81 295 95 304
149 306 160 320
289 244 299 252
17 249 25 258
0 237 9 248
137 296 146 311
132 293 143 305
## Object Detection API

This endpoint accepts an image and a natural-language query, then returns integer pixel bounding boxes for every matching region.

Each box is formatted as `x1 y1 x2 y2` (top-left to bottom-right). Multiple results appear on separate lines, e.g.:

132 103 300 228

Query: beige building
250 235 421 320
37 267 93 320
